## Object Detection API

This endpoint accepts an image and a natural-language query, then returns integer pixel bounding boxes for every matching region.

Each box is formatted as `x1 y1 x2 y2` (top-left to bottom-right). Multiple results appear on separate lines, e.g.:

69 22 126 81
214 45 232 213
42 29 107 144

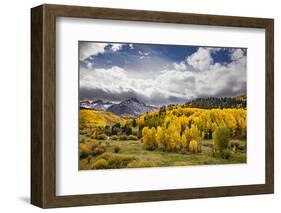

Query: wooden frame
31 4 274 208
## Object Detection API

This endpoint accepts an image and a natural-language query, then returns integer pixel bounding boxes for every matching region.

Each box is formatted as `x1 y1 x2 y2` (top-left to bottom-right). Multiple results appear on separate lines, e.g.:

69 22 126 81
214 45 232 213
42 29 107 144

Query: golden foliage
138 106 246 154
80 109 125 128
189 139 198 153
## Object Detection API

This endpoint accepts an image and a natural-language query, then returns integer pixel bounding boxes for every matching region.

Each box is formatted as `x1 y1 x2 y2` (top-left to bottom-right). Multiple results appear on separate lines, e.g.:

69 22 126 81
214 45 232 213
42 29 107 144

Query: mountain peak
122 97 142 104
107 97 157 117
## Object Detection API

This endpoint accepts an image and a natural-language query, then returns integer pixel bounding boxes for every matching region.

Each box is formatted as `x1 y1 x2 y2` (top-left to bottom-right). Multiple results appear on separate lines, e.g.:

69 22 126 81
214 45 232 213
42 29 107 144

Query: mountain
80 100 113 111
90 100 113 111
106 98 157 117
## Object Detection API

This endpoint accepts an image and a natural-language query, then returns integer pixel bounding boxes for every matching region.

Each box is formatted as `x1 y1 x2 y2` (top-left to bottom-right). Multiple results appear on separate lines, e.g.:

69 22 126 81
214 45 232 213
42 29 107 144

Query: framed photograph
31 4 274 208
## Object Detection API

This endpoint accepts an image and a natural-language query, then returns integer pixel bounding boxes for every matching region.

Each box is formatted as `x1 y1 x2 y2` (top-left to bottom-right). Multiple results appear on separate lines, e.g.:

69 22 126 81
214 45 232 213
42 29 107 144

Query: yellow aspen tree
189 139 198 153
181 134 187 151
156 126 164 149
142 127 149 147
174 129 181 152
151 127 157 149
189 125 200 141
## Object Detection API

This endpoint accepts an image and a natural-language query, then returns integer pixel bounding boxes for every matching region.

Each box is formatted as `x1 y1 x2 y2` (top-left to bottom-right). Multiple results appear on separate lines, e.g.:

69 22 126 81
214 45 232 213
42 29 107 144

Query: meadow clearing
80 138 246 170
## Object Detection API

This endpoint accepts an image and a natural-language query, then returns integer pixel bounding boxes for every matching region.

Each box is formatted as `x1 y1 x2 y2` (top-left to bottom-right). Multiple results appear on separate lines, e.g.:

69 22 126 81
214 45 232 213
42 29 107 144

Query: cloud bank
79 44 247 106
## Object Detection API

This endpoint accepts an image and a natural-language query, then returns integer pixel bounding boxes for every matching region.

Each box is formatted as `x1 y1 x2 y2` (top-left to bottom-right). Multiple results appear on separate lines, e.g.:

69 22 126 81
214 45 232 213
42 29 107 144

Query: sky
79 41 247 106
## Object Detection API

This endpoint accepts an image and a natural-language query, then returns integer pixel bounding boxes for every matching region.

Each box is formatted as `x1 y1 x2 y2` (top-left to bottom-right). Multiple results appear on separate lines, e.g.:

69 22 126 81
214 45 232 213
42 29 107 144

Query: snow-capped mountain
106 98 157 117
80 100 113 111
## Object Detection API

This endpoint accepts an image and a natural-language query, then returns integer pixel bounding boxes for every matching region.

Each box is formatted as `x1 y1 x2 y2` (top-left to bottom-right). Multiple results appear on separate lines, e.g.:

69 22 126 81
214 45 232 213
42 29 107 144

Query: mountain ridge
107 97 157 117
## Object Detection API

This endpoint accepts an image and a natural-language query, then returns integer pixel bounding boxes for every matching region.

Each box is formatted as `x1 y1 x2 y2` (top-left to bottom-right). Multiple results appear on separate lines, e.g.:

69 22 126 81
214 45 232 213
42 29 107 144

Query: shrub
128 135 138 140
111 135 119 140
221 149 231 159
119 135 128 140
79 143 91 159
127 160 156 168
79 137 85 143
96 134 107 140
92 146 106 156
90 142 99 151
189 139 198 153
230 140 240 152
87 155 92 164
114 146 121 153
79 130 87 135
213 127 230 153
179 150 187 155
237 144 246 152
132 128 139 137
92 159 109 169
95 153 136 169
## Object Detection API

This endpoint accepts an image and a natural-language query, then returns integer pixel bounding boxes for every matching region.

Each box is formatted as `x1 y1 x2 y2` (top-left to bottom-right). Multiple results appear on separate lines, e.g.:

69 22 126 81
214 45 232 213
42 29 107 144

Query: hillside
80 109 125 128
184 95 246 109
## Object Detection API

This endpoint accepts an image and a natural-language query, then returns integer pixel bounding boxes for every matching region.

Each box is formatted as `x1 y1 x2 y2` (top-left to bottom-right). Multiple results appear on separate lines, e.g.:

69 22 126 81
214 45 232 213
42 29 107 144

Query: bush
92 159 109 169
79 137 85 143
230 140 240 152
127 160 156 168
79 143 91 159
96 134 107 140
237 144 246 152
90 142 99 151
119 135 128 140
213 127 230 153
95 153 136 169
128 135 138 140
189 139 198 153
79 130 87 135
114 146 121 153
111 135 119 140
92 146 106 156
87 155 92 164
221 149 231 159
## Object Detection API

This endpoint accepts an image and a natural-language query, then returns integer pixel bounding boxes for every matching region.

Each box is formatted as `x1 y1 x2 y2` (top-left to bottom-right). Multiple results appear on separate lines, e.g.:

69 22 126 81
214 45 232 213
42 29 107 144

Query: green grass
79 138 246 170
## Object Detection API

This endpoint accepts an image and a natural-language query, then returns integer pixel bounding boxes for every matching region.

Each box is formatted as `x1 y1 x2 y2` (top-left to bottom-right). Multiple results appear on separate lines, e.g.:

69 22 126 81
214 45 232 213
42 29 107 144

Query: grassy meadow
80 138 246 170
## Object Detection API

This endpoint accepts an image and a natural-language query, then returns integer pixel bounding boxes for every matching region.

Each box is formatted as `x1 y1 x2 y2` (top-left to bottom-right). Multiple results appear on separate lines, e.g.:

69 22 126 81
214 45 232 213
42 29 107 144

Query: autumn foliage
139 107 246 154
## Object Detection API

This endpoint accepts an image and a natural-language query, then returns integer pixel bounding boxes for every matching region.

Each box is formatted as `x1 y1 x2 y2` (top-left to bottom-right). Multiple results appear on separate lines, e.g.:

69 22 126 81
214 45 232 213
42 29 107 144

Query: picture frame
31 4 274 208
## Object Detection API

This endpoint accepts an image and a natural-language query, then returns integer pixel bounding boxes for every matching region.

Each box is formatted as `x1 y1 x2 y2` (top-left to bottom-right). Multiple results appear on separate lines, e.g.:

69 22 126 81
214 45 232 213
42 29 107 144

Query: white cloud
129 44 134 49
138 50 150 56
79 42 125 60
186 47 213 71
231 48 244 61
206 47 221 53
79 43 108 60
173 61 187 71
110 44 124 52
80 46 247 105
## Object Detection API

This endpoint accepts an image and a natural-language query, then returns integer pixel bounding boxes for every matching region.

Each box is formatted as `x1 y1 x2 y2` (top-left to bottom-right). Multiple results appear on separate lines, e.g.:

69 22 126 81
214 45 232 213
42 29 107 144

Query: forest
79 96 247 170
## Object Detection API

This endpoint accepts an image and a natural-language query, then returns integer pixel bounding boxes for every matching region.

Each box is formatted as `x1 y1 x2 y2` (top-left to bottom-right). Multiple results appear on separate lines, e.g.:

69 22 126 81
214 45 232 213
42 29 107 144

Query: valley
79 96 247 170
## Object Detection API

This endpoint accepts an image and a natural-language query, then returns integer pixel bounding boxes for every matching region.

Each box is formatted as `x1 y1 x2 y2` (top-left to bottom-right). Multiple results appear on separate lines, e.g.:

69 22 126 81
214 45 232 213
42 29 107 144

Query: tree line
184 96 246 109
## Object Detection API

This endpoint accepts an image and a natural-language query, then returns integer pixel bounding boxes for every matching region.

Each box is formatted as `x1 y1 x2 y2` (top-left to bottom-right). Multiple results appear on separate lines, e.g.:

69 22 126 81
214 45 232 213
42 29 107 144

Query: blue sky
79 42 247 106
